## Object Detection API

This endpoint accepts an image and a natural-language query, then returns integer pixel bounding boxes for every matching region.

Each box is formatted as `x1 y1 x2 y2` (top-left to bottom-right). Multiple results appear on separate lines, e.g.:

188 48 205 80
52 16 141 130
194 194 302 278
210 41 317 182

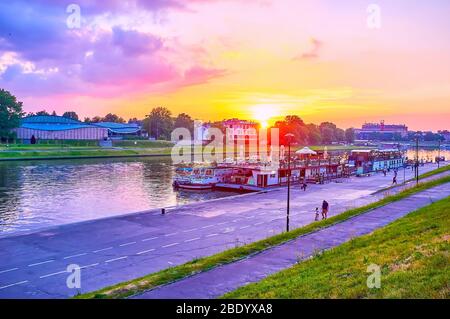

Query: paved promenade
137 182 450 298
0 163 447 298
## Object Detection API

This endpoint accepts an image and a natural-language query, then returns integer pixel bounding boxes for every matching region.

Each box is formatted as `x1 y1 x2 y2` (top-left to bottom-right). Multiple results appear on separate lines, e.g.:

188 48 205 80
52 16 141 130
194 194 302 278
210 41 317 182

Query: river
0 157 236 235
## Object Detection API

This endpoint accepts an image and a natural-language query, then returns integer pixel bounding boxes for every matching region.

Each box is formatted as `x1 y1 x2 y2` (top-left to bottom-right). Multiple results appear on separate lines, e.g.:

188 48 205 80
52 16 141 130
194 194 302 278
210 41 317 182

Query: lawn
223 196 450 299
75 171 450 299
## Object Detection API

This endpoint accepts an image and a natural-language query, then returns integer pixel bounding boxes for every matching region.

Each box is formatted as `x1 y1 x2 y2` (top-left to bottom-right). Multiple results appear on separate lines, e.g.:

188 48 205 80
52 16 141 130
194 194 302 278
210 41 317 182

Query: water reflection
0 157 236 234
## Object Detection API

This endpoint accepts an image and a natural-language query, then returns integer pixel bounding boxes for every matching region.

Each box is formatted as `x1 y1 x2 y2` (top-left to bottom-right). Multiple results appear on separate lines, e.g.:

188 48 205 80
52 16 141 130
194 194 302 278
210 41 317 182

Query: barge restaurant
173 148 406 192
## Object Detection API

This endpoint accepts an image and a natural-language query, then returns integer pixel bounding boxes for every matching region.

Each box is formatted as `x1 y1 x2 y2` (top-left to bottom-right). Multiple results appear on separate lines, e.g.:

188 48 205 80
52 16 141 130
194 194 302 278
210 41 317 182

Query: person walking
301 181 307 191
383 168 387 176
314 207 320 221
392 175 397 185
321 200 329 219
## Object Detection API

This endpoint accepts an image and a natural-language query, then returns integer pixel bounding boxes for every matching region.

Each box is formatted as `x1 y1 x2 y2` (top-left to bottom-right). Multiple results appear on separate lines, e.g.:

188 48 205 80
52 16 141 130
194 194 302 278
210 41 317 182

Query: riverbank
77 167 449 299
224 196 450 299
0 143 378 161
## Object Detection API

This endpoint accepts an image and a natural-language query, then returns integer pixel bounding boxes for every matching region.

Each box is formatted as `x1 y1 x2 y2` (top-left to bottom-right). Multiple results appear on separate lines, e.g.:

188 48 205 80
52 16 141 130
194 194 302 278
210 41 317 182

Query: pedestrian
392 175 397 185
322 200 329 219
301 182 307 191
383 168 387 176
314 207 320 221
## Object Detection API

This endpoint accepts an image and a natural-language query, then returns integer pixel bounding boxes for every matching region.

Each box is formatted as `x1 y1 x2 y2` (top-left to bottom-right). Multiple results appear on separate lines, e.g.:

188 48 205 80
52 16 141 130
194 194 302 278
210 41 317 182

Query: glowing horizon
1 0 449 131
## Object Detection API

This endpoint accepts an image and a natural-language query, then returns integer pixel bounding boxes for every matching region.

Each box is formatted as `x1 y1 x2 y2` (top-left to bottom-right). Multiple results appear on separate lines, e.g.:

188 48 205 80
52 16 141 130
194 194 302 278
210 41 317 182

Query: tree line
1 88 444 144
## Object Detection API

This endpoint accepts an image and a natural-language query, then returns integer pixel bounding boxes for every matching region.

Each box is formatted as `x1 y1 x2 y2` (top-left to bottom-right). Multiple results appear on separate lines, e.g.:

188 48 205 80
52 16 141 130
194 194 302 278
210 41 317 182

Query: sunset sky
0 0 449 130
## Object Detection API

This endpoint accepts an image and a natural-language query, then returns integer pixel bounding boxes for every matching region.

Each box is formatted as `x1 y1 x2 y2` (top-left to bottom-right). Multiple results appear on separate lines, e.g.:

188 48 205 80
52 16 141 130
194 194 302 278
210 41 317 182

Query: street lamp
284 133 295 232
415 133 420 186
437 139 441 169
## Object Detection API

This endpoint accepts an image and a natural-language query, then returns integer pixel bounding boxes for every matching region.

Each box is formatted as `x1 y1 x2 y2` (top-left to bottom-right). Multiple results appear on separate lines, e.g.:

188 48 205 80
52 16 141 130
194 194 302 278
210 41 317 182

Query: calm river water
0 157 236 234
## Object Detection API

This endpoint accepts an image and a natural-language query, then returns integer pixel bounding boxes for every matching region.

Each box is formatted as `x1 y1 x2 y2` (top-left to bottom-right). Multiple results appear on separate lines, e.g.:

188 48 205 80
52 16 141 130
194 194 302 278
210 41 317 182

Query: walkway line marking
245 216 255 219
105 256 128 263
240 225 250 229
80 263 99 269
184 237 200 243
0 280 28 290
63 253 87 259
162 243 179 248
93 247 113 253
28 260 54 267
0 268 19 274
216 222 228 226
40 270 67 279
137 249 155 255
119 241 136 247
201 225 214 229
142 237 158 242
183 228 198 233
164 232 178 237
223 229 234 233
206 233 218 237
254 222 265 226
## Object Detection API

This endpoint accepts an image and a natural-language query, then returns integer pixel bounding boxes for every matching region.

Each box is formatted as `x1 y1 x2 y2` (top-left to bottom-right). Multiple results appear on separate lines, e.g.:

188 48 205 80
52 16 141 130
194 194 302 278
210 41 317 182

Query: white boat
173 167 233 190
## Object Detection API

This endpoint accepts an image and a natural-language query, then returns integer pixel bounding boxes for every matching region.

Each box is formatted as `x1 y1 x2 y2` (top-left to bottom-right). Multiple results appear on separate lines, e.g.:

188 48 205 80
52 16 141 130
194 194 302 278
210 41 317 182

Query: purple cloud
0 1 227 98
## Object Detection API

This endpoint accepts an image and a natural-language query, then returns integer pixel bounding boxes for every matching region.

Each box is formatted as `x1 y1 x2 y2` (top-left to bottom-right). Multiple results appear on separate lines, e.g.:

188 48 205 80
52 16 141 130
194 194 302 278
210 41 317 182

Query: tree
174 113 194 134
51 110 57 116
306 123 322 145
35 110 50 116
274 115 308 145
84 117 91 123
0 89 24 140
62 111 79 121
103 113 125 123
144 107 173 140
319 122 338 144
345 128 355 143
90 116 102 123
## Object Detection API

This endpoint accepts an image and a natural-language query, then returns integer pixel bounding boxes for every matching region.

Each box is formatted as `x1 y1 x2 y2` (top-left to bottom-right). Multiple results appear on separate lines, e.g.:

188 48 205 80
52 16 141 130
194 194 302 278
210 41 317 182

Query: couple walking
315 200 329 221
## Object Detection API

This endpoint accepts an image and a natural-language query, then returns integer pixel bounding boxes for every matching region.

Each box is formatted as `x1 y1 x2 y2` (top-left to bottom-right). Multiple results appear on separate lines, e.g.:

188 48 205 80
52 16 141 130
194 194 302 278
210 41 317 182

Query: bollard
161 208 165 215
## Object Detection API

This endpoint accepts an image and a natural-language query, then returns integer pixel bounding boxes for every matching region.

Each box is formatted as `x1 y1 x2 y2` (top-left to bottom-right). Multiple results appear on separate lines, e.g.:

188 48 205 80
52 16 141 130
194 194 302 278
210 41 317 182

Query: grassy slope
224 197 450 299
76 172 450 299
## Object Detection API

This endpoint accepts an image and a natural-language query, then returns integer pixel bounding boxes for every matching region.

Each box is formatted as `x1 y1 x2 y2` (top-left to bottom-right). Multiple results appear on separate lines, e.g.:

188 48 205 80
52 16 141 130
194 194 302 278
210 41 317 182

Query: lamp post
437 139 441 168
415 133 420 186
284 133 294 232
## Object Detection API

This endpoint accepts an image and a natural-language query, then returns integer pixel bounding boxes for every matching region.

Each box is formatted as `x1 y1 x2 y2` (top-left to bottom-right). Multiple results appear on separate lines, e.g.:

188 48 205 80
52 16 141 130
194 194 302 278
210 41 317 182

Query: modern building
14 115 108 141
91 122 141 139
354 120 408 140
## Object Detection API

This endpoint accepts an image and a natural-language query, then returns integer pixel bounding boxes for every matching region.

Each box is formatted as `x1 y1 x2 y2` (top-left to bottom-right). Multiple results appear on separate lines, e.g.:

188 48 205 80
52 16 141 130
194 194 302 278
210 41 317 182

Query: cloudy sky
0 0 449 130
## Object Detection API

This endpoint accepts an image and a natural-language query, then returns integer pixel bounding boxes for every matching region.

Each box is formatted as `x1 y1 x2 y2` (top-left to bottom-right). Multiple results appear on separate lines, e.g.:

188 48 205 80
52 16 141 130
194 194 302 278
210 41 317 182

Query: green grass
75 172 450 299
223 196 450 299
417 165 450 179
112 140 174 148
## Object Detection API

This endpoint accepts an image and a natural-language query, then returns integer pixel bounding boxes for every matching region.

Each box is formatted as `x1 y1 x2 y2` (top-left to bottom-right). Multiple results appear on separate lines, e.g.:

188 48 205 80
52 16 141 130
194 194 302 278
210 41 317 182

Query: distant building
354 120 408 140
223 119 259 144
14 115 108 141
438 130 450 142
